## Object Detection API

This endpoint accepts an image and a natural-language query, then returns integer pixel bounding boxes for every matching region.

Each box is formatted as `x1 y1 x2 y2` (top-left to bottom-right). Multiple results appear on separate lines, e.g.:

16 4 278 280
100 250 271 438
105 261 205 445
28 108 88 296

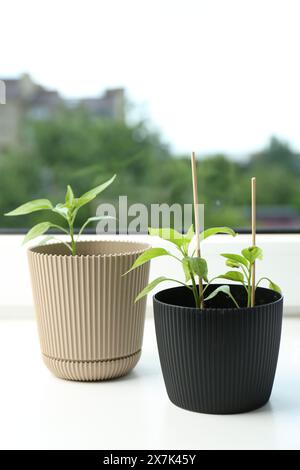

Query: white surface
0 234 299 315
0 317 300 450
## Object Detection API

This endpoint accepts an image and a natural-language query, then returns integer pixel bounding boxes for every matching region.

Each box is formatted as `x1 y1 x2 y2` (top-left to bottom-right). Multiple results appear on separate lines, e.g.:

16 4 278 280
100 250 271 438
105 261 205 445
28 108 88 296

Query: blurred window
0 1 299 233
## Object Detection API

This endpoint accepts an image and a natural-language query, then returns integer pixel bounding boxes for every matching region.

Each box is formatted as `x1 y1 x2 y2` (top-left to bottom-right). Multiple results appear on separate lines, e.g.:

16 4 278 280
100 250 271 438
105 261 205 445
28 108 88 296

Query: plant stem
198 282 204 309
69 222 77 256
190 271 200 308
247 271 251 307
240 264 249 278
255 277 272 290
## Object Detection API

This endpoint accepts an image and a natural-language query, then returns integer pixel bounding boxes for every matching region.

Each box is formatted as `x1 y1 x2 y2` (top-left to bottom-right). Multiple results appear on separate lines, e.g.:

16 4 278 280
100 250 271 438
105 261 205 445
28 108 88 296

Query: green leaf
23 222 52 245
148 225 195 254
257 277 281 294
78 215 115 237
268 280 281 294
242 246 263 264
65 185 74 207
5 199 53 216
125 248 171 274
182 258 191 282
75 174 116 209
225 259 241 269
200 226 236 241
217 271 245 283
148 227 185 250
52 203 70 220
185 256 208 282
204 285 240 308
205 285 231 301
221 253 249 268
135 276 169 302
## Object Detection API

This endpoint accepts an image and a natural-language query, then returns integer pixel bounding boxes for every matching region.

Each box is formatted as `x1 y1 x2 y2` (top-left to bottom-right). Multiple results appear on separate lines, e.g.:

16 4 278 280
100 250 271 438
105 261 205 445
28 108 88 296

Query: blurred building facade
0 74 125 149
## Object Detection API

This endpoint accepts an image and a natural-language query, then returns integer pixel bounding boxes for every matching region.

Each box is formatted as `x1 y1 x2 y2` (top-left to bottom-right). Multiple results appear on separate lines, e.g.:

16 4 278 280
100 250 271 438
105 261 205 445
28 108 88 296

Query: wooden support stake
191 151 204 308
251 177 256 307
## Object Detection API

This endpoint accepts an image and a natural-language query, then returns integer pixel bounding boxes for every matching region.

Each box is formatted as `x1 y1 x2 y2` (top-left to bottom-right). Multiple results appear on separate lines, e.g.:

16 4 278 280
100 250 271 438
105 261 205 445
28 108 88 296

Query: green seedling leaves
182 258 192 282
23 222 52 245
221 253 249 268
5 199 53 216
200 226 236 241
225 259 241 269
185 256 208 282
242 246 263 264
125 248 171 274
268 279 281 294
52 203 70 220
148 227 185 250
256 277 282 294
5 175 116 254
78 216 115 238
75 174 116 209
204 285 240 308
149 225 195 255
269 279 281 294
217 271 245 283
135 276 169 302
205 285 231 301
65 185 74 207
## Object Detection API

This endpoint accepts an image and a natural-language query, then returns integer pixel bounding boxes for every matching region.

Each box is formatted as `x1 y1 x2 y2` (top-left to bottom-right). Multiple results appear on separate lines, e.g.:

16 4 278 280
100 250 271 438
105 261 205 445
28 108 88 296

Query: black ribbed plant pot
153 284 283 414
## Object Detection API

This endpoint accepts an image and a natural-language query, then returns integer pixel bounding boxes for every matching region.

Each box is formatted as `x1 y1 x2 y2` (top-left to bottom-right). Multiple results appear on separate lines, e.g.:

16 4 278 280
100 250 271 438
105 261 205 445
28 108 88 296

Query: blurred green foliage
1 108 300 231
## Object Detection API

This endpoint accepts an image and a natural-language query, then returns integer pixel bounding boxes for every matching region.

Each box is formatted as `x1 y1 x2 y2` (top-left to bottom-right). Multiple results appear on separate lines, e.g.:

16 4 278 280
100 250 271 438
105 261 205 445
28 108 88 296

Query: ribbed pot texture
153 284 283 414
28 240 150 381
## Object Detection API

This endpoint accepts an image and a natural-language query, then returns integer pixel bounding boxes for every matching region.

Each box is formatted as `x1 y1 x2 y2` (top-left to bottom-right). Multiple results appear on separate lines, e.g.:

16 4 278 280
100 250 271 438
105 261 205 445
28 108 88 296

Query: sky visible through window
0 0 300 231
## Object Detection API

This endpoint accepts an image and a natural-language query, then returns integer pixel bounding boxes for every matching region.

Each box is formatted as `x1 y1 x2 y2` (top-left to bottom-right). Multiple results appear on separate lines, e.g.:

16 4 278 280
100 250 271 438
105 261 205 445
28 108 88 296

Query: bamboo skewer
191 151 204 308
251 177 256 307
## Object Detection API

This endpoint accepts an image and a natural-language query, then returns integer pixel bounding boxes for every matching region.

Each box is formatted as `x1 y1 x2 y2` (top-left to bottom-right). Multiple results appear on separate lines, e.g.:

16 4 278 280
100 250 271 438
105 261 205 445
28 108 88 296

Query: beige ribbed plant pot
27 240 150 381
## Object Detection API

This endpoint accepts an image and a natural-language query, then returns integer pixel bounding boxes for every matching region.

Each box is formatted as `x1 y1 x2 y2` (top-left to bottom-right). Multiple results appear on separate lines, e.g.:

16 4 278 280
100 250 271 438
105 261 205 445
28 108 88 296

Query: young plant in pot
5 175 150 381
127 161 283 414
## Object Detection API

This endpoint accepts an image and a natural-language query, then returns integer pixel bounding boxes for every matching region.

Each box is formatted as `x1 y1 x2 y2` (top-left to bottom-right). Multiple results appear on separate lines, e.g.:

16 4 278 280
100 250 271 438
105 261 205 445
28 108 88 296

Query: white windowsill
0 233 299 317
0 316 299 450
